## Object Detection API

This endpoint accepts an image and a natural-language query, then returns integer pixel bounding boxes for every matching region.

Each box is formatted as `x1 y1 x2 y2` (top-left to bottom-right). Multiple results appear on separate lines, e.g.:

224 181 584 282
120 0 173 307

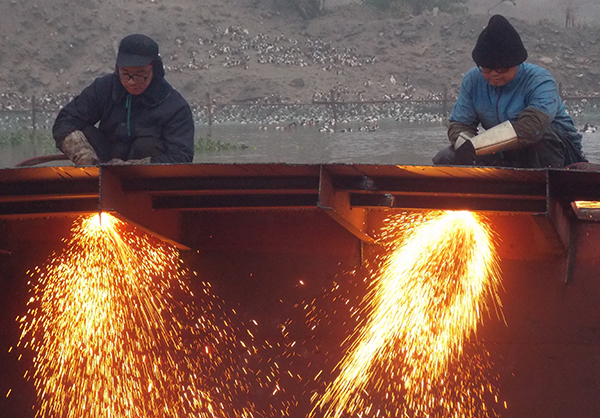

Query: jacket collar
500 63 525 90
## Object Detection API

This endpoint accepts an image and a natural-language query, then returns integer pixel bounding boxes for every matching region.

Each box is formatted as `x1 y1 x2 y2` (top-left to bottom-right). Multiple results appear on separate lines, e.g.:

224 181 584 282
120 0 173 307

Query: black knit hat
116 34 159 67
472 15 528 68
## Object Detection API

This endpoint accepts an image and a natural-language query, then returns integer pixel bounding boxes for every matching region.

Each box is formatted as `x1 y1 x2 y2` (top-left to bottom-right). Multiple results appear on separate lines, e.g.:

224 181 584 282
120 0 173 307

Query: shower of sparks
310 211 505 418
16 213 269 418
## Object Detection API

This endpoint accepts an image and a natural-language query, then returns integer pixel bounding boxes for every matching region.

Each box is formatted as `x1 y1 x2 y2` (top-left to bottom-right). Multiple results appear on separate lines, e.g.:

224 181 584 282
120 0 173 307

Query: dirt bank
1 0 599 110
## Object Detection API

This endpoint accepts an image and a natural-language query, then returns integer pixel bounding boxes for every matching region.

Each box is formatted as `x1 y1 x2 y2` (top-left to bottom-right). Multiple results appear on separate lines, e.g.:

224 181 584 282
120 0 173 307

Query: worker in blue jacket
433 15 586 168
53 34 194 165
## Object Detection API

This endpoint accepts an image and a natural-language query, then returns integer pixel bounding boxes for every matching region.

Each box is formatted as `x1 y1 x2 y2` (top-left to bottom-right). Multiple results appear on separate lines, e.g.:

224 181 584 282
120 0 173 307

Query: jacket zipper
125 93 132 137
495 87 503 125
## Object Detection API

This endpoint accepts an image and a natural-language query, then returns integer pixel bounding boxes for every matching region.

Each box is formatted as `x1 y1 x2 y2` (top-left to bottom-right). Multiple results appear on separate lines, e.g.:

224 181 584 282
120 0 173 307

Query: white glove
468 121 519 155
454 131 475 150
60 130 100 165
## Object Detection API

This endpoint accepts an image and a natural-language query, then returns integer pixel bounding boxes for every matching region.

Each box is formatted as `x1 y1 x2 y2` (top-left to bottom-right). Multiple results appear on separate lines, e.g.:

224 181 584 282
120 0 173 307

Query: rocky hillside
1 0 600 110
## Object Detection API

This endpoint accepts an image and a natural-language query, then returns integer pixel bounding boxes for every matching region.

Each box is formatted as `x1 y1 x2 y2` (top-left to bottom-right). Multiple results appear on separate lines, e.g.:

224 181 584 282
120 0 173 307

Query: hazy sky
327 0 600 26
469 0 600 25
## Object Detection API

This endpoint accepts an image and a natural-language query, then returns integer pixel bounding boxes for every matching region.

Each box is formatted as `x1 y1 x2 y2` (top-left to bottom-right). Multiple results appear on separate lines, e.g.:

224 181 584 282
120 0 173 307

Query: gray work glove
106 157 152 165
60 130 100 165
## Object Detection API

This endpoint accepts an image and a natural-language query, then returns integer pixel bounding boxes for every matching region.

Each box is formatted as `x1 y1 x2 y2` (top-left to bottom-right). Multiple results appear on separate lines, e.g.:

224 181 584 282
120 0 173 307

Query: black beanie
472 15 528 68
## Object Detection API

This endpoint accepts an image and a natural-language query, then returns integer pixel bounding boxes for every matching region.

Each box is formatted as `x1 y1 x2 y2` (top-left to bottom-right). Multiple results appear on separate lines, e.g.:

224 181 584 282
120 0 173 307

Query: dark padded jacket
53 61 194 163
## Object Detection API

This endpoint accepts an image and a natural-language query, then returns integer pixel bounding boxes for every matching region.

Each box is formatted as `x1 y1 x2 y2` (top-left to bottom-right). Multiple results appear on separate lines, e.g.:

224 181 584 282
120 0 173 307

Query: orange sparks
16 213 260 418
311 211 504 418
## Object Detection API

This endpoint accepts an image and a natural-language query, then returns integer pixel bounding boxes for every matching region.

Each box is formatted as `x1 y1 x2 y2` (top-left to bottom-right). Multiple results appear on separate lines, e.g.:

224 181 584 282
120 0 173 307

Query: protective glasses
479 67 510 75
119 71 152 83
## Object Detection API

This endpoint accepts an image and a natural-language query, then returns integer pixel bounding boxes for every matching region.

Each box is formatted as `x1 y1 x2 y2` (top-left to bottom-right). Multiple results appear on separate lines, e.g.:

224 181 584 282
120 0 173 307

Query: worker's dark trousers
432 135 571 168
432 145 460 165
82 125 164 163
433 123 591 168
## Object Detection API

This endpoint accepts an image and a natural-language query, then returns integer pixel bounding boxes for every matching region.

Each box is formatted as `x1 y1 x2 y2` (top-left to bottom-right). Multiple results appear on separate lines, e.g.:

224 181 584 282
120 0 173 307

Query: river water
194 120 448 166
1 114 599 168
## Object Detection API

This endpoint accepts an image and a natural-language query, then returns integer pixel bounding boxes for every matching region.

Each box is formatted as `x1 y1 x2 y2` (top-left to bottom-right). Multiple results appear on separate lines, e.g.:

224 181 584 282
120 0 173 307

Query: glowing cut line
311 211 504 418
574 200 600 209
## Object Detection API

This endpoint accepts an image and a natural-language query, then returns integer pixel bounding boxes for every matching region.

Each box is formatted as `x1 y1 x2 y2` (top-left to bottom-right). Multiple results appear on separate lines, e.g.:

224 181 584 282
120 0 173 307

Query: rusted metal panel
181 210 362 258
335 175 546 198
546 170 591 283
0 166 99 200
330 164 548 215
99 168 186 249
352 193 546 213
317 166 376 244
548 169 600 202
480 256 600 417
326 164 548 182
104 163 321 180
0 180 98 201
153 193 319 210
0 198 99 217
1 164 600 418
0 166 99 217
0 163 595 257
122 175 320 193
0 166 99 182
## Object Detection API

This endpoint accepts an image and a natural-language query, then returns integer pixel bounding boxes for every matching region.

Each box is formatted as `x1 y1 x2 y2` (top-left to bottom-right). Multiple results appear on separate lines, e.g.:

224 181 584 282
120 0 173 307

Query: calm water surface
1 118 599 168
194 120 448 166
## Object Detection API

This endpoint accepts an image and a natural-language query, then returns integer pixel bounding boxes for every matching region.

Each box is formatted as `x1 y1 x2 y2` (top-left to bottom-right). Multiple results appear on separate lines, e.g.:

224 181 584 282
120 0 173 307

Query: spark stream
17 213 260 418
311 211 505 418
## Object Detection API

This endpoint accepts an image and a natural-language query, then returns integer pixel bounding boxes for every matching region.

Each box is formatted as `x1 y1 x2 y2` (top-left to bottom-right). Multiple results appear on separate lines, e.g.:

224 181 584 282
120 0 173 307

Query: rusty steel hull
1 163 599 417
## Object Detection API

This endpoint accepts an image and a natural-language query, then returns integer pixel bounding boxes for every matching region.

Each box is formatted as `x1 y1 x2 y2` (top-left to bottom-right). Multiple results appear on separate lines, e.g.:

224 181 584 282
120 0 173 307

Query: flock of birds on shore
0 89 449 133
0 92 598 137
0 17 598 136
167 24 376 73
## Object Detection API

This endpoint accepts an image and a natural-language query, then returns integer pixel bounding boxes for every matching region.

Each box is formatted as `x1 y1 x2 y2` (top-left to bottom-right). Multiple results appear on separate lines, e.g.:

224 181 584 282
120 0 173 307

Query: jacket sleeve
52 77 109 149
448 121 478 146
523 69 561 120
512 107 551 146
448 70 480 145
151 100 195 164
510 69 558 146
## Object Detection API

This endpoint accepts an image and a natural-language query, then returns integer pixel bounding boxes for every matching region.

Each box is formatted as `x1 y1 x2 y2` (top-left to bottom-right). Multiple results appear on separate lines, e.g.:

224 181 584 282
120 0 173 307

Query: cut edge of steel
0 163 597 248
0 163 593 216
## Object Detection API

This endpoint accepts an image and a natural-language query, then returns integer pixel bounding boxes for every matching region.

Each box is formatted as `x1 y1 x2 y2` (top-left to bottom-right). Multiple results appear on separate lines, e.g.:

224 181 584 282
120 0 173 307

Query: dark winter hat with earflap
472 15 528 69
116 34 159 67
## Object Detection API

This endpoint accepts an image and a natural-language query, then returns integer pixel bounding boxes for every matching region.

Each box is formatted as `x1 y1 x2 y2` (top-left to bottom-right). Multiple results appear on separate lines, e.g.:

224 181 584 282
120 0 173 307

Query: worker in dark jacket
53 34 194 165
433 15 586 168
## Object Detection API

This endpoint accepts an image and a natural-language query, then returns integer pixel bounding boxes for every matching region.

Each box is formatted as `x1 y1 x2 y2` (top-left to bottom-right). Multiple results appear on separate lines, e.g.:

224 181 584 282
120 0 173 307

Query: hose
15 154 71 167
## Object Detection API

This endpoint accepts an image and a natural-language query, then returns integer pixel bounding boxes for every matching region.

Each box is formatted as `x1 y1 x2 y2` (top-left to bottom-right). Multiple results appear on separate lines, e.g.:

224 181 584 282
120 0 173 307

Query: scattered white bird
580 123 597 133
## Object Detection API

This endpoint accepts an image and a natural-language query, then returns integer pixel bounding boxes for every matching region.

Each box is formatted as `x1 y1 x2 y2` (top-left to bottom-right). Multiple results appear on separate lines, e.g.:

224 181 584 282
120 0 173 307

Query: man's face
118 64 153 95
480 66 519 87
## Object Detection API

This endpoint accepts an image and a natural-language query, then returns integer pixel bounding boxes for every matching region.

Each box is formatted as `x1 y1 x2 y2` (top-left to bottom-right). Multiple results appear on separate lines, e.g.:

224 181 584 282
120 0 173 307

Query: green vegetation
0 129 248 155
0 129 51 144
194 135 248 152
361 0 467 15
0 129 58 155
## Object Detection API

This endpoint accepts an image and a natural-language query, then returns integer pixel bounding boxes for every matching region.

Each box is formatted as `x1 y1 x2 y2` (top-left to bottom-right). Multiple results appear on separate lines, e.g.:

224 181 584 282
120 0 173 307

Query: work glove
468 121 519 155
60 130 100 165
453 131 476 165
106 157 152 165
